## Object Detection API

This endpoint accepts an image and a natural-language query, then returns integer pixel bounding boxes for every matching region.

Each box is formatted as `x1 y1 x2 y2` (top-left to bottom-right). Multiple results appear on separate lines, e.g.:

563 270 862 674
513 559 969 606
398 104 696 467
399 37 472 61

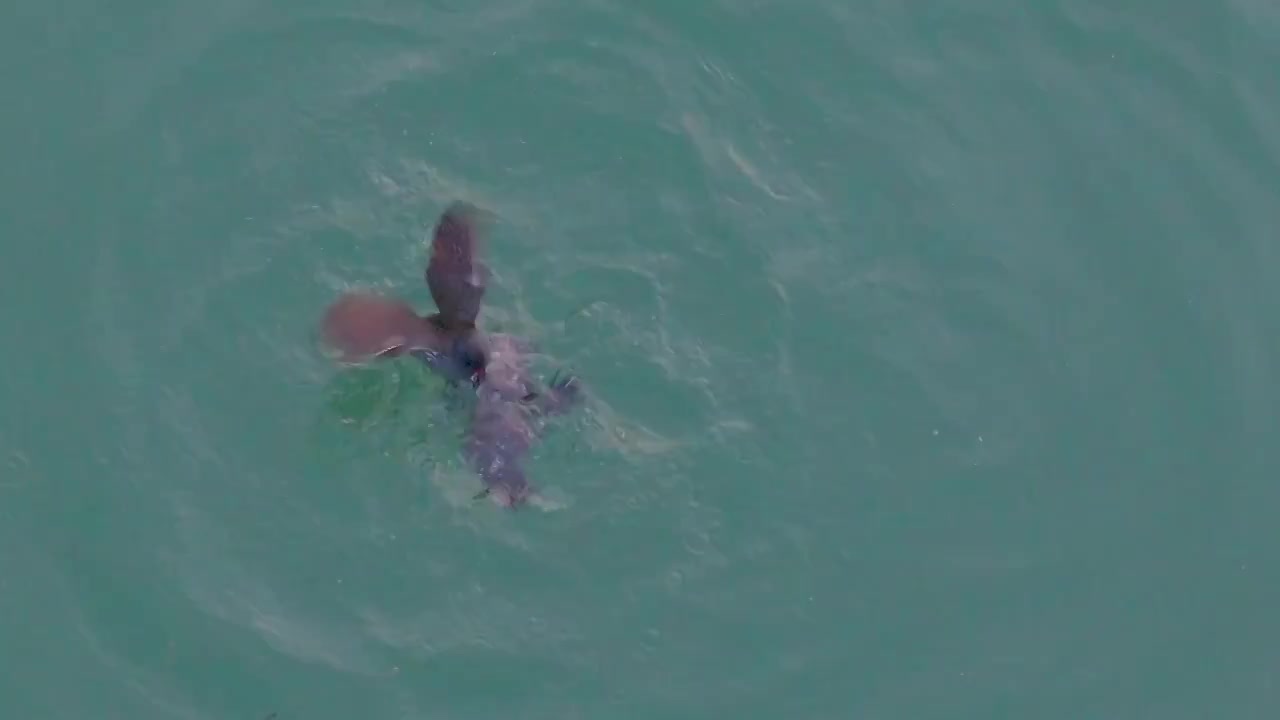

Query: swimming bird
319 200 583 507
319 201 491 387
465 331 581 507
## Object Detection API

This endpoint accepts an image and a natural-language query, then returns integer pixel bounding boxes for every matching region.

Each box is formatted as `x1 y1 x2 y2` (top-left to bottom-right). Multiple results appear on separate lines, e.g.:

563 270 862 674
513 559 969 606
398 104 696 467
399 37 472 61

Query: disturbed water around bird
3 1 1278 718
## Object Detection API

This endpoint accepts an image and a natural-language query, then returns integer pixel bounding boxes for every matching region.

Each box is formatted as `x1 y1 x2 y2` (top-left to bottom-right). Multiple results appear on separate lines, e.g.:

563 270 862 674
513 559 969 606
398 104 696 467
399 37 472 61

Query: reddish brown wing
319 291 433 363
426 201 489 330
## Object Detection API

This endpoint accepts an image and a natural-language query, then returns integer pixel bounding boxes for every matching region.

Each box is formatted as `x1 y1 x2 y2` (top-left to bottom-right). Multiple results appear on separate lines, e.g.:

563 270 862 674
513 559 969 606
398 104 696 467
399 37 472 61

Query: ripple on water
170 496 387 677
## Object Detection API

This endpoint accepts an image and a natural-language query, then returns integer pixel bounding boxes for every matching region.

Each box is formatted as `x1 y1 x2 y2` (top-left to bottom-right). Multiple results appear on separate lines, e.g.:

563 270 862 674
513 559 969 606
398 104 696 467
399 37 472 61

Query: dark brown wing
319 291 435 363
425 201 489 330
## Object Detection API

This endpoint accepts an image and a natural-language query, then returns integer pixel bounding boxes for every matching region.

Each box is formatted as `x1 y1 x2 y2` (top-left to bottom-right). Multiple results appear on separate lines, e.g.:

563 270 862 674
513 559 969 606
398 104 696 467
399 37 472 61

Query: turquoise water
4 1 1278 718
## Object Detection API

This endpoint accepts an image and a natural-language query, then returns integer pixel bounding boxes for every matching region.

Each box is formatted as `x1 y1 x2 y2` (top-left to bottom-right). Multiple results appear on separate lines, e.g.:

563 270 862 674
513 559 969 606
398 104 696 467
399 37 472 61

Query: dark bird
319 201 491 387
319 201 583 507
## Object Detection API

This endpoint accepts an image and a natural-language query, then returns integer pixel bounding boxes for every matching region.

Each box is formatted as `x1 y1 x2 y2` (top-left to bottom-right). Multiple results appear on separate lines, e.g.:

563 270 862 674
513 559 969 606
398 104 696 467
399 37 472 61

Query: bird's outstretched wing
319 291 432 363
425 201 489 330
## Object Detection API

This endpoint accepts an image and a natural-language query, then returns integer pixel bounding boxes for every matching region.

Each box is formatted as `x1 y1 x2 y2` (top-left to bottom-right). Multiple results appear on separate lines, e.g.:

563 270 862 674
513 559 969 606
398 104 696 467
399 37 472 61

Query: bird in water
319 201 583 507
